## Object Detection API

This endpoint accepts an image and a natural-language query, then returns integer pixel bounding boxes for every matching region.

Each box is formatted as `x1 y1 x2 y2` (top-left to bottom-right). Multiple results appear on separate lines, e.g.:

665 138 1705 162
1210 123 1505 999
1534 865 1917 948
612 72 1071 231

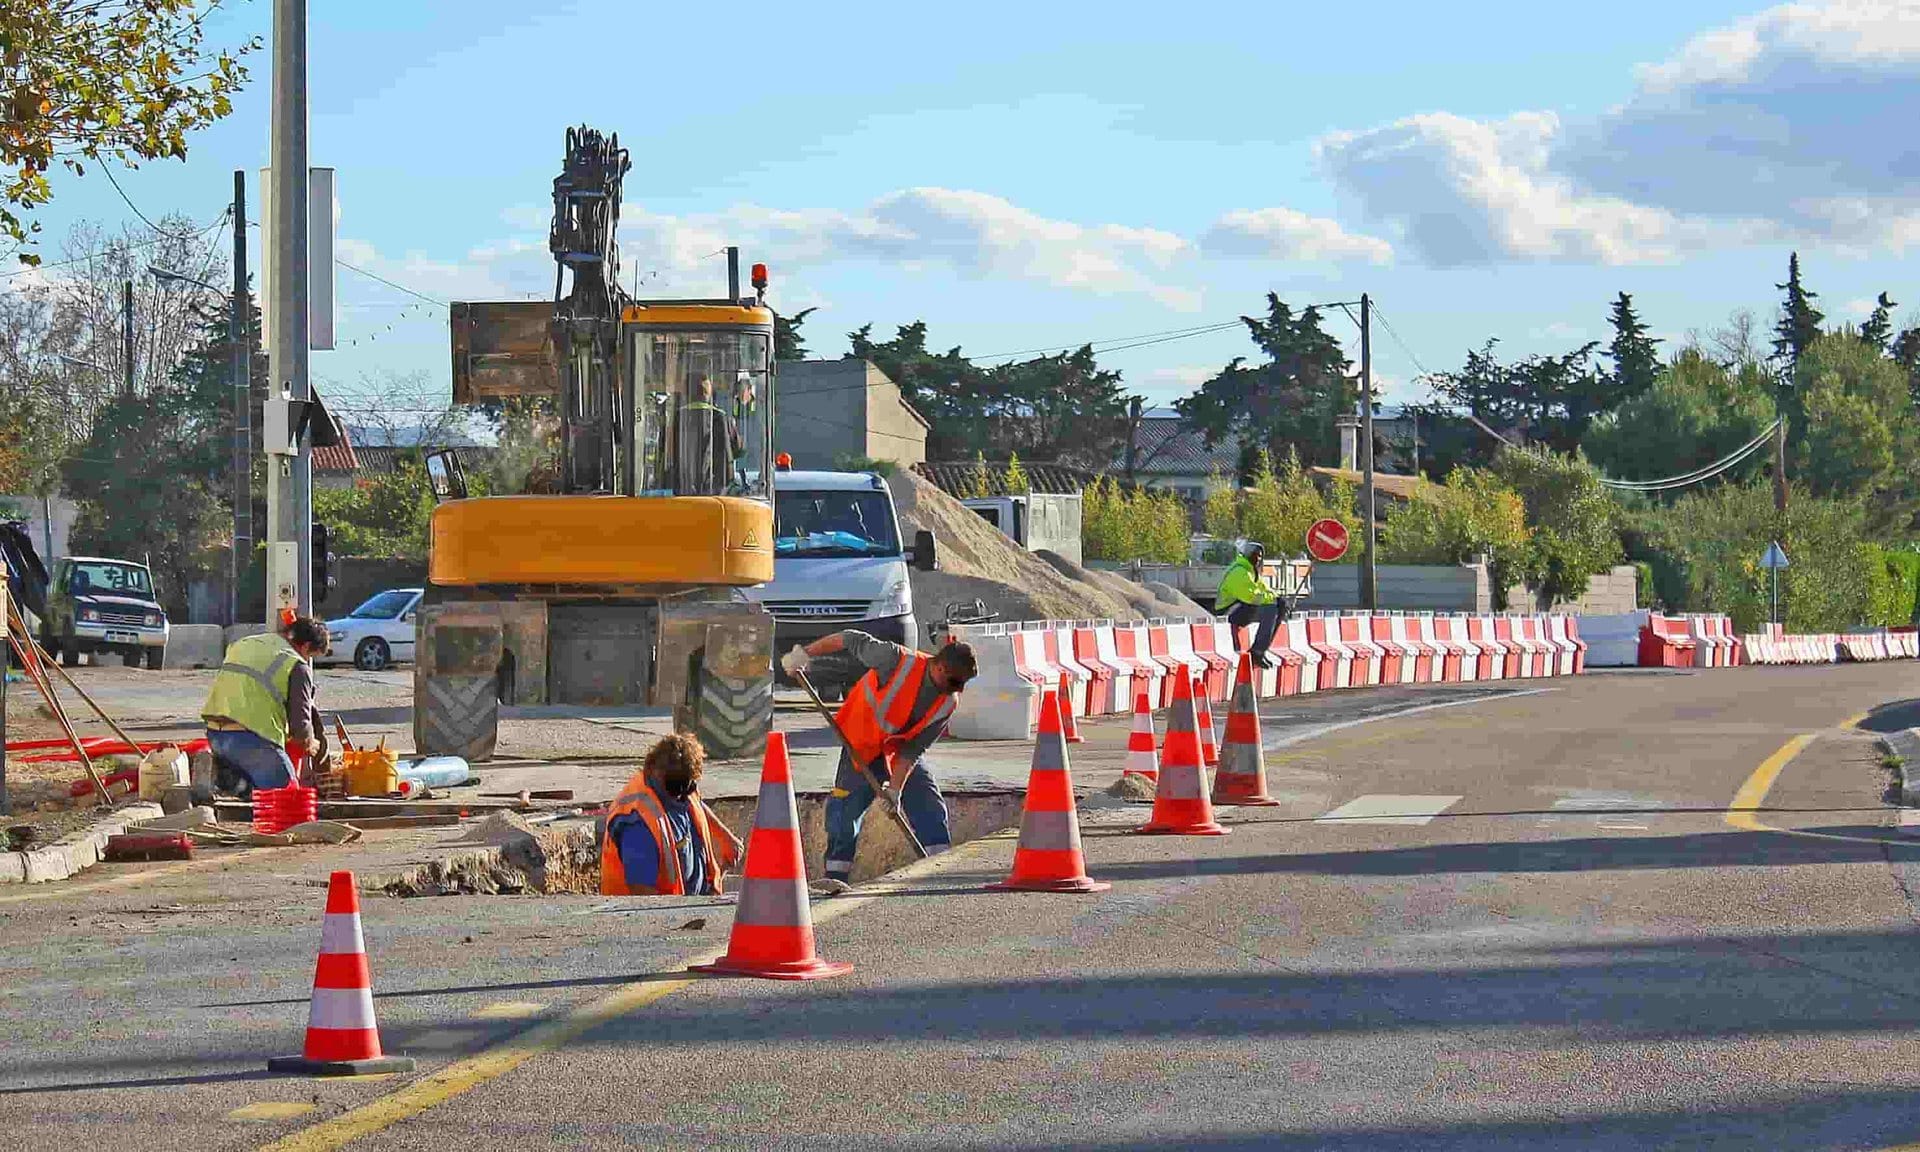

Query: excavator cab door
425 450 469 504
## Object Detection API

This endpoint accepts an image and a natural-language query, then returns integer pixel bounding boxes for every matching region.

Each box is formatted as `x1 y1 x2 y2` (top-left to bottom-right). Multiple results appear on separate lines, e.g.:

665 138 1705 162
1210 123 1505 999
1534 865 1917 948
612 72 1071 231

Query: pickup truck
38 555 171 669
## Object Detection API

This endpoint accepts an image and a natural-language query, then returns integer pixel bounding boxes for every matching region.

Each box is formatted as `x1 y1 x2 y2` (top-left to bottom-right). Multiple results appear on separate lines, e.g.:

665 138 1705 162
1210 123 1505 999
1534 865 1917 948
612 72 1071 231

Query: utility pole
266 0 312 622
1772 416 1788 514
1359 293 1377 612
231 170 250 628
121 281 134 396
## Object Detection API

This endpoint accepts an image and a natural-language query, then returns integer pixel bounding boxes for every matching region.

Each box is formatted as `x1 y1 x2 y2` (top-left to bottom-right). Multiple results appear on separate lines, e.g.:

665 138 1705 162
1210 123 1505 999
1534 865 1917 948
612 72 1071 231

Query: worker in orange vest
782 630 978 892
599 733 742 896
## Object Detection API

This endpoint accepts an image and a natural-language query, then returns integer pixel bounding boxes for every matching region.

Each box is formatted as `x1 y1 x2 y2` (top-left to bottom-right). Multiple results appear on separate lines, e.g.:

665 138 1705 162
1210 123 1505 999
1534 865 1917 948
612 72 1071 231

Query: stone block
165 624 227 670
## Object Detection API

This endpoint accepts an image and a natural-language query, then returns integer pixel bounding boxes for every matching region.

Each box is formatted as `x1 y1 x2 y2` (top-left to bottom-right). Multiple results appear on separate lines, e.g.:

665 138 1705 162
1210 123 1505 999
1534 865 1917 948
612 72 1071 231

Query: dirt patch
1034 550 1202 619
1103 773 1159 802
888 471 1137 624
378 789 1028 897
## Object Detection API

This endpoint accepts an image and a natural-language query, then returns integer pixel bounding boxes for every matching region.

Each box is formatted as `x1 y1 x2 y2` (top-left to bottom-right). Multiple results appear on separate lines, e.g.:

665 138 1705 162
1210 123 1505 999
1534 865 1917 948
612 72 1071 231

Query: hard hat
1239 539 1265 557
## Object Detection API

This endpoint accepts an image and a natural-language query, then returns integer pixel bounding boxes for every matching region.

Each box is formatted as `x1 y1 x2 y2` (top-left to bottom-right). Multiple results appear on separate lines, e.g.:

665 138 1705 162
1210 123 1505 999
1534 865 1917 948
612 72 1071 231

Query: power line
337 259 449 308
99 166 216 240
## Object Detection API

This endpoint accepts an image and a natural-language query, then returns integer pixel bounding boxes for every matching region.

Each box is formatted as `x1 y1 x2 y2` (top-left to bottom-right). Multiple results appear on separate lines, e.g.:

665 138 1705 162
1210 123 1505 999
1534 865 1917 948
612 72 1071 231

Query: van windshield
774 490 900 557
68 561 152 598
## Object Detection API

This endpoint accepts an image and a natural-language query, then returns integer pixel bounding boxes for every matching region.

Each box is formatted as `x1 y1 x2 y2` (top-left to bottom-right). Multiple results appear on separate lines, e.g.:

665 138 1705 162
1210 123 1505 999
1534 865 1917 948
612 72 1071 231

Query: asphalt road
5 662 1920 1150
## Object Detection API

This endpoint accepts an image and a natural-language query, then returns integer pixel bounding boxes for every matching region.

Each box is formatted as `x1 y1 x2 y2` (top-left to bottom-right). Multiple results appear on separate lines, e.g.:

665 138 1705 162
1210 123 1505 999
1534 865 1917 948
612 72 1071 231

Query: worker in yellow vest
200 616 331 797
600 733 743 896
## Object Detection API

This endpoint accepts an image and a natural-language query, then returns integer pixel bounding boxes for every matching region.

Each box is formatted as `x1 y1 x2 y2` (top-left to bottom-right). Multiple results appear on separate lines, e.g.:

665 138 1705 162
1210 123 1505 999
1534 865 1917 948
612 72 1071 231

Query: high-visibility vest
598 773 739 896
201 632 301 745
834 650 955 774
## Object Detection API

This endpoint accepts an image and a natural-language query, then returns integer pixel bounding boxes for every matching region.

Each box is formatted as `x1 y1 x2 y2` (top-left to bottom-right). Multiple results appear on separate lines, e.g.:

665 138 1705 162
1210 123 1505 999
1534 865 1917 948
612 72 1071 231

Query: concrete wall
1113 561 1491 613
1506 564 1639 615
776 359 928 470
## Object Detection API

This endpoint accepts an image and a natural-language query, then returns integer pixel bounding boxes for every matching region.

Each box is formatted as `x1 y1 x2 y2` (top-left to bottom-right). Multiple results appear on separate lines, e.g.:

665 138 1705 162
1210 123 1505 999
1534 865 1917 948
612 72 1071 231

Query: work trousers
823 752 951 881
1225 600 1283 659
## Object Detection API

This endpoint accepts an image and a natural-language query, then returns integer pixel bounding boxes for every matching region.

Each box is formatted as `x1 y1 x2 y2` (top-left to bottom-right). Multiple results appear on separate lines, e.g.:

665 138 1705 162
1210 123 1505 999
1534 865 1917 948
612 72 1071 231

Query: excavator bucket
450 301 559 403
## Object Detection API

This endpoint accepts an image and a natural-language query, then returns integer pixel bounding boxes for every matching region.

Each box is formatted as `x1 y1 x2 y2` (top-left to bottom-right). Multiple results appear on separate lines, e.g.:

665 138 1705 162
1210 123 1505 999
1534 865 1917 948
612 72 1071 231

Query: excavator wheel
693 665 773 762
415 673 500 762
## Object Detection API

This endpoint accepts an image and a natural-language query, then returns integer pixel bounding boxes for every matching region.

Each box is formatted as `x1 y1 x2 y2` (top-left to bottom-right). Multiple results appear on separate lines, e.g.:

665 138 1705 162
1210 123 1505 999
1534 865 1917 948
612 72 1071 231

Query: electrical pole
267 0 312 622
1359 293 1378 612
1772 416 1788 514
121 280 134 397
231 170 250 628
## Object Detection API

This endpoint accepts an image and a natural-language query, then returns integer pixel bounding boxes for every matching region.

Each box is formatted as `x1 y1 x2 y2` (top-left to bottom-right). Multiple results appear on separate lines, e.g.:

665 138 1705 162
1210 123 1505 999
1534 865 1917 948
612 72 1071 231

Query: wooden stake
4 626 112 807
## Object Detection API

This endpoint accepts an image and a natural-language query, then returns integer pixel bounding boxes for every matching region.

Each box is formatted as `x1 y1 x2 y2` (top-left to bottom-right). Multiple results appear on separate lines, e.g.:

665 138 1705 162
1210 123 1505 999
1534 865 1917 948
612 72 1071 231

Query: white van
745 468 935 695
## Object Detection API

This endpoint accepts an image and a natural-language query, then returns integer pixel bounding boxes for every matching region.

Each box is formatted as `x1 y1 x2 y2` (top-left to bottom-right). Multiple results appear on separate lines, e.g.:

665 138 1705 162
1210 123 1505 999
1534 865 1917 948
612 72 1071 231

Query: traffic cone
1124 690 1160 781
1212 653 1281 807
988 690 1110 893
1137 669 1229 836
268 871 416 1076
1194 673 1220 767
692 732 853 981
1058 674 1085 744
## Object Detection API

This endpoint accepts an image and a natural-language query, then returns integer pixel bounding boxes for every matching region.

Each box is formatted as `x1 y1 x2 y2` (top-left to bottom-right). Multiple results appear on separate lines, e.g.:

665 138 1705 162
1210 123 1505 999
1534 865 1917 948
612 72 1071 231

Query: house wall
775 360 869 469
1508 564 1639 615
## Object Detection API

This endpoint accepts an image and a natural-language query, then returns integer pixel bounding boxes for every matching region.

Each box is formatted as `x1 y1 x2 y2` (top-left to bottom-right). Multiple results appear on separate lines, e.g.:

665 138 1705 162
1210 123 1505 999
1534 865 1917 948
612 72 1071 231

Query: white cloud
1200 207 1393 264
1318 0 1920 265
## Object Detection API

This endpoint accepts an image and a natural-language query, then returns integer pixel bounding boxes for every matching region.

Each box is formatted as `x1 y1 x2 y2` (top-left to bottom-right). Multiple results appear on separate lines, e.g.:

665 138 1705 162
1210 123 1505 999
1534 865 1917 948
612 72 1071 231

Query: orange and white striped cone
268 871 416 1076
1211 653 1281 807
692 732 853 981
1194 673 1220 767
1058 674 1085 744
988 690 1110 893
1124 690 1160 781
1137 669 1229 836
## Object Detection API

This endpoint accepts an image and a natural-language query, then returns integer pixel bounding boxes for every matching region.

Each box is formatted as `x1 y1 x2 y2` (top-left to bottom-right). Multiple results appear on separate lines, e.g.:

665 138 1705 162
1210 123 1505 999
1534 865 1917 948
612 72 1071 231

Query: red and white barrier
1042 624 1092 717
1465 615 1504 680
1339 614 1385 687
1415 614 1458 682
1117 623 1171 707
1278 617 1317 695
1071 622 1118 715
1189 619 1235 702
1154 618 1212 702
1368 614 1406 684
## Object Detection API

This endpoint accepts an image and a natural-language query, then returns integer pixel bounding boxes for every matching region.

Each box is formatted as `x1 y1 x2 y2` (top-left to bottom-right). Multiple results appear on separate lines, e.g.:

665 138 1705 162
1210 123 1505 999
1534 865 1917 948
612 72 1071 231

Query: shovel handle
792 669 929 859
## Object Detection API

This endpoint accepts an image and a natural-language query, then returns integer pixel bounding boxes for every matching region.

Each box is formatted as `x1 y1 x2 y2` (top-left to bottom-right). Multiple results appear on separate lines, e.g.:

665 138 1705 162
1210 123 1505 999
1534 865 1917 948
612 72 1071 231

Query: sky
14 0 1920 432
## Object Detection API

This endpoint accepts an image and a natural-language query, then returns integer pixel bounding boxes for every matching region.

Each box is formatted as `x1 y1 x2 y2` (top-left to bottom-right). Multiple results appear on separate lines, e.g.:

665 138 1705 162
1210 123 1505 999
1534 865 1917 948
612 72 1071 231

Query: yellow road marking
1725 734 1818 832
472 1001 545 1020
0 848 270 905
228 1102 317 1122
263 838 997 1151
1842 710 1871 730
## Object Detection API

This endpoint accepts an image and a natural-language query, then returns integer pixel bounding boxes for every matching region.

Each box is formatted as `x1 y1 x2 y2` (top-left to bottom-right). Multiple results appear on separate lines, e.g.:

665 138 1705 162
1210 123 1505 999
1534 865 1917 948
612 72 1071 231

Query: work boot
814 877 853 897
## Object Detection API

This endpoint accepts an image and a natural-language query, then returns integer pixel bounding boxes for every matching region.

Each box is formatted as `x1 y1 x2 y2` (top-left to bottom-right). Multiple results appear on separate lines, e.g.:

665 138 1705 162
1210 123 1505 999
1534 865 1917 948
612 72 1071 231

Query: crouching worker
781 629 977 892
200 614 331 797
600 734 743 896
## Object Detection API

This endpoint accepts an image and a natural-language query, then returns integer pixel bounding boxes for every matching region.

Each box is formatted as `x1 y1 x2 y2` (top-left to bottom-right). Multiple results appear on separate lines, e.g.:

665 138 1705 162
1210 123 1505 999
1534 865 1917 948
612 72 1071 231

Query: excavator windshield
630 327 773 499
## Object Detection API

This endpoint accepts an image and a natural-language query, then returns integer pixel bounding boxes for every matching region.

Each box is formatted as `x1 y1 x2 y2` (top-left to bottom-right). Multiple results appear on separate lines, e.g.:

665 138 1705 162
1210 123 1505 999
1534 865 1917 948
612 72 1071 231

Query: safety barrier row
944 611 1588 741
1738 623 1919 665
1638 613 1745 668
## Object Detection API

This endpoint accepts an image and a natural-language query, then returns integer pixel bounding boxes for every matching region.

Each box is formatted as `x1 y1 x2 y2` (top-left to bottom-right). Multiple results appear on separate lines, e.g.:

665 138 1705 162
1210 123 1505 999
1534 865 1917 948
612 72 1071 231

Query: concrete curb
1884 728 1920 807
0 802 166 885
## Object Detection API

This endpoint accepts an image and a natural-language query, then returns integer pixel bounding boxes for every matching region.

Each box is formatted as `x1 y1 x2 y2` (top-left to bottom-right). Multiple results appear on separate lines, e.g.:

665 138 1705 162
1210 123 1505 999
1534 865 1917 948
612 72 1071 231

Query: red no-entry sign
1306 518 1350 563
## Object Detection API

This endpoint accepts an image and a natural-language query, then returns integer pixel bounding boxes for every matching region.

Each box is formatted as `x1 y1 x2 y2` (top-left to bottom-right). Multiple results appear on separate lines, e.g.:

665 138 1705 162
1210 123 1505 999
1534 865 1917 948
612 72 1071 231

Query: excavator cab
417 126 779 763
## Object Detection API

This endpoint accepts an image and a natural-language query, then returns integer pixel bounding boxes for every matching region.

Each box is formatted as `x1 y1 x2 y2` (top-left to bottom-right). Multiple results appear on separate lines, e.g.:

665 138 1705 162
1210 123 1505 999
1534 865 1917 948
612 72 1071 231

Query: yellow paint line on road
0 848 271 905
228 1102 317 1122
472 1001 546 1020
1725 734 1818 832
262 833 1004 1151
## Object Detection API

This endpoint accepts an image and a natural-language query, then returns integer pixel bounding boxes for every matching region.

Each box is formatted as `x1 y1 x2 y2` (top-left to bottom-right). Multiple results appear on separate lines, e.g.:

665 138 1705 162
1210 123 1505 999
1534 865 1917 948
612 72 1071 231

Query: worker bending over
200 615 330 797
782 629 978 891
600 733 743 896
1216 538 1283 668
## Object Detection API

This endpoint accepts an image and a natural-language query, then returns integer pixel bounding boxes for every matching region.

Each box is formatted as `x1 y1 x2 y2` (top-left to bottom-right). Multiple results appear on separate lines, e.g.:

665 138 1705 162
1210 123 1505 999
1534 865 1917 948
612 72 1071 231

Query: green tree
313 456 435 559
774 307 815 361
1889 326 1920 408
1859 292 1897 352
1606 292 1661 401
1771 251 1825 374
1 1 257 262
1202 469 1238 540
1176 294 1354 472
1236 448 1354 559
1791 332 1920 531
60 302 232 617
965 450 993 499
1426 337 1605 453
1381 468 1530 596
1486 446 1622 606
1001 451 1029 495
1583 347 1774 491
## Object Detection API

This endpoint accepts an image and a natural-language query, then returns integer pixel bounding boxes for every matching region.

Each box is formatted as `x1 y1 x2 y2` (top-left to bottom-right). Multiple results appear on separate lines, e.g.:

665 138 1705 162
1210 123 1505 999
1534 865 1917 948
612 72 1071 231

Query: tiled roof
913 460 1093 497
315 444 495 476
1121 414 1243 477
1307 466 1428 502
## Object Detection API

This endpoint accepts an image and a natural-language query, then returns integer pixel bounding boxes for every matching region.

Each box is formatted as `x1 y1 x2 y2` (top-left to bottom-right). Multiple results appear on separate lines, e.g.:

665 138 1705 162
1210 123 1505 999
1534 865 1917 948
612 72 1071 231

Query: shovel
791 668 928 860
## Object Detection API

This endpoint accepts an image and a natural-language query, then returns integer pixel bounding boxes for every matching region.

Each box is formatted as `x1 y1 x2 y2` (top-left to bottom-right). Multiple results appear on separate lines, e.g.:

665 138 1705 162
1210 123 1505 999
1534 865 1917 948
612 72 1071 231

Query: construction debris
103 832 194 862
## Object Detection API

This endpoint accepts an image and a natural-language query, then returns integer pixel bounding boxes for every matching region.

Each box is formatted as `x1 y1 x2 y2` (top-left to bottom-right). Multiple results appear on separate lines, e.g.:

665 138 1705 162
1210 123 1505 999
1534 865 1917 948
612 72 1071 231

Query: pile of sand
887 470 1209 629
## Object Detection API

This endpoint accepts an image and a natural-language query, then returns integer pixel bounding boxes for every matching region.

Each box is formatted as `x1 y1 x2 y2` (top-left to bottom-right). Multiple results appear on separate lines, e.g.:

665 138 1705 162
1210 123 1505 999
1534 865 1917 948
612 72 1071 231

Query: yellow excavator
415 125 775 761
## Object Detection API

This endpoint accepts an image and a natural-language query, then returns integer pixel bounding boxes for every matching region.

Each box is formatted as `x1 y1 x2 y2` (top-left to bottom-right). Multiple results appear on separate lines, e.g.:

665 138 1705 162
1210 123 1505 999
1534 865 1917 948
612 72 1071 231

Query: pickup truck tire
415 672 499 762
61 646 80 668
145 649 163 671
122 652 141 668
693 666 772 762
